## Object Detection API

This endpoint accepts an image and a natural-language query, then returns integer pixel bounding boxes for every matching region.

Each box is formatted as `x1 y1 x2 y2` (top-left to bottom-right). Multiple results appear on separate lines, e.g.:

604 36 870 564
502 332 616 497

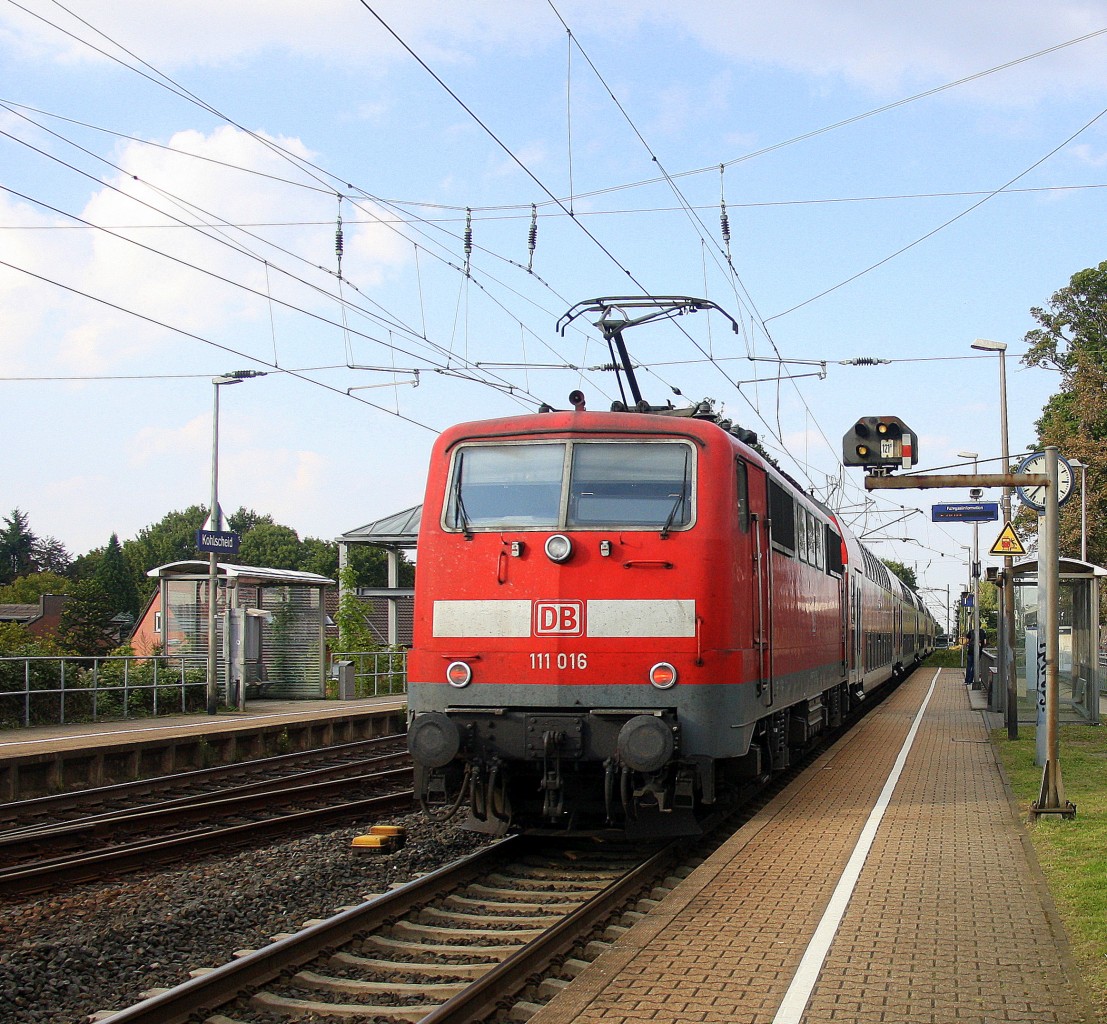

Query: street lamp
958 451 982 689
206 370 266 715
1069 458 1088 562
972 337 1015 733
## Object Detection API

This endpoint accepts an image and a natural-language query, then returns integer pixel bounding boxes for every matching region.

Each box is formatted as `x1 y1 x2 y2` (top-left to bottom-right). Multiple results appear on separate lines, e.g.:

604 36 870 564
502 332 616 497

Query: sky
3 0 1107 627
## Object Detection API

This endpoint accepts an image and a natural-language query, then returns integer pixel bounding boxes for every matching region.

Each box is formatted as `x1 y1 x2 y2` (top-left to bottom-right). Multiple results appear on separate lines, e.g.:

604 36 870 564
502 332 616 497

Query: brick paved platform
532 667 1092 1024
0 696 406 800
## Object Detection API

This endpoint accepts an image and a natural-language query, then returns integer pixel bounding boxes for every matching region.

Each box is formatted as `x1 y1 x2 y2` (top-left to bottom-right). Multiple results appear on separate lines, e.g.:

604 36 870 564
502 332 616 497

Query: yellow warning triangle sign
990 521 1026 557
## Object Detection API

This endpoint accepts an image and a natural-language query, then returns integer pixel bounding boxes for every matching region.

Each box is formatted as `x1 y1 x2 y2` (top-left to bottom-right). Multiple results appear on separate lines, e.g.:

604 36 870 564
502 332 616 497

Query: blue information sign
196 529 241 554
931 502 999 523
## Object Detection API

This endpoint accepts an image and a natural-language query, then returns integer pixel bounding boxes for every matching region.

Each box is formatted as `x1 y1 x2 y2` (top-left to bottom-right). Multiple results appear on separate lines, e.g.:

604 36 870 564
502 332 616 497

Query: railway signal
842 416 916 471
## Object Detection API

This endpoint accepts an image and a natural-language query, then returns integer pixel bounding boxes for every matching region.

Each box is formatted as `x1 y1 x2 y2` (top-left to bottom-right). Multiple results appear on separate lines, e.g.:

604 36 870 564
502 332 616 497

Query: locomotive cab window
768 478 795 553
735 459 750 533
444 439 695 532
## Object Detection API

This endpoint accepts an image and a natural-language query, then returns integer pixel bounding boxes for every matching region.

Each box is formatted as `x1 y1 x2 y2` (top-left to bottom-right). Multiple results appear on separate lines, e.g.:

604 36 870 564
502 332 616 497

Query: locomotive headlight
544 533 573 563
649 662 678 689
446 661 472 687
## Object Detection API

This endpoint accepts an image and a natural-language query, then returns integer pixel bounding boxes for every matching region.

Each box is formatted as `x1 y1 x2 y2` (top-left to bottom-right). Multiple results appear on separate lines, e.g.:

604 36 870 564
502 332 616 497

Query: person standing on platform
965 627 986 687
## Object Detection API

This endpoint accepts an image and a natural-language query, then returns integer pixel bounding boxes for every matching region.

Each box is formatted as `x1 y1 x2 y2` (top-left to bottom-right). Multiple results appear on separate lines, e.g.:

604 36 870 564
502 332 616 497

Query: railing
0 654 208 728
329 650 407 699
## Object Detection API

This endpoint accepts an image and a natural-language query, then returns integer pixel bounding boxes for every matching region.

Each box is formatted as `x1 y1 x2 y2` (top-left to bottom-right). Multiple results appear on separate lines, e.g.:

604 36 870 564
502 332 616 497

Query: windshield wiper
660 450 690 538
452 453 474 540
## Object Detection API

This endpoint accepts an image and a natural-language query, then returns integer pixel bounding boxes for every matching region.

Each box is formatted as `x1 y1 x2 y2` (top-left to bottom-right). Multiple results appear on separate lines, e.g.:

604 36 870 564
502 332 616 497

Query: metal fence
0 654 209 728
328 650 407 699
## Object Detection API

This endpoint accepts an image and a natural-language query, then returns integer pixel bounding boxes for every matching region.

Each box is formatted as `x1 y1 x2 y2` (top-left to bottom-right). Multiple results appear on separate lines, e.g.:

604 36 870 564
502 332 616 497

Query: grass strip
992 721 1107 1019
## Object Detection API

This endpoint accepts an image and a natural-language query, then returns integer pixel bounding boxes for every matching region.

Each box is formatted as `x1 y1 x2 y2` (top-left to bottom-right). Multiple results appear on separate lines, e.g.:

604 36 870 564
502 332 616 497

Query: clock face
1016 452 1074 511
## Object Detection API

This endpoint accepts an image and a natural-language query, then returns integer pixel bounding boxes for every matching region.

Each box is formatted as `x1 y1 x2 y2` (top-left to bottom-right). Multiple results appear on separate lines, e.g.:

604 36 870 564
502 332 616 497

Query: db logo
534 600 584 636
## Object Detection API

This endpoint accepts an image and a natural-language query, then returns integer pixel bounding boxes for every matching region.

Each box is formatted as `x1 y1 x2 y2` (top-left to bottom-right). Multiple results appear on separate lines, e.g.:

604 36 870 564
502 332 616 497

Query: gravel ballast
0 810 493 1023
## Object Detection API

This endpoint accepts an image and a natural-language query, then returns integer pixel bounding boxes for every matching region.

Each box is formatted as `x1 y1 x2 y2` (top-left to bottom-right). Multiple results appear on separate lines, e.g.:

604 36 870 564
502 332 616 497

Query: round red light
446 661 472 687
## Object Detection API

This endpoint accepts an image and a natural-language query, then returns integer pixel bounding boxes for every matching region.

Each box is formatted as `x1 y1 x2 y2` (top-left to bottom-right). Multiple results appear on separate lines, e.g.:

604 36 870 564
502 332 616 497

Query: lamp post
959 544 972 656
1069 458 1088 562
972 337 1016 733
206 370 266 716
958 451 981 688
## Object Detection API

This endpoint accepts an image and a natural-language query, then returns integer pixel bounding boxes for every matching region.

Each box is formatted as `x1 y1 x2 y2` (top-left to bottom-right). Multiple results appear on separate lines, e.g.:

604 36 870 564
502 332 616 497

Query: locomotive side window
825 525 844 575
796 503 807 561
768 478 795 552
444 440 695 532
735 459 750 533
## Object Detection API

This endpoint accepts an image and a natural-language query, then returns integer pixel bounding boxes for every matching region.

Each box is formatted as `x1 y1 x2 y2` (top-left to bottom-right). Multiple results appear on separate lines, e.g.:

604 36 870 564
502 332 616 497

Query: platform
0 696 406 801
532 667 1092 1024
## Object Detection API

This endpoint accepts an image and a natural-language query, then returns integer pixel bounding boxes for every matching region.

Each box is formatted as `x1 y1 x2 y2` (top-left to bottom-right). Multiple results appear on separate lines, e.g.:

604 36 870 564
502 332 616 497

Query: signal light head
842 415 916 470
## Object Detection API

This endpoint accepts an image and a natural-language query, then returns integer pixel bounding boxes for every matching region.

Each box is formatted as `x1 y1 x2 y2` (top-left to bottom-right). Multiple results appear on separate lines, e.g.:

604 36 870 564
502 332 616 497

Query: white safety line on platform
772 668 940 1024
0 701 406 750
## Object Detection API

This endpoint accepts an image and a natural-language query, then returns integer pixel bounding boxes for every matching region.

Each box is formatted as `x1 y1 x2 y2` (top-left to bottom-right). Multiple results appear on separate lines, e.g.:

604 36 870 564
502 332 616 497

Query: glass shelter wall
1012 567 1101 725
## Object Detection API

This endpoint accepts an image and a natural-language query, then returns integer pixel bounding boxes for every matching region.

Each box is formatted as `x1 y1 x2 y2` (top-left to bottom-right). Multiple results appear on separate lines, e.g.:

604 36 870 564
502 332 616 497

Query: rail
0 654 207 727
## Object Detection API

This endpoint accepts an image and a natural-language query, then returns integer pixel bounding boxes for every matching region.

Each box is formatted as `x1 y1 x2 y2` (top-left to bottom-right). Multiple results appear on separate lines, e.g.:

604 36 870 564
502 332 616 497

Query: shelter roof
337 505 421 549
1010 557 1107 578
146 561 334 585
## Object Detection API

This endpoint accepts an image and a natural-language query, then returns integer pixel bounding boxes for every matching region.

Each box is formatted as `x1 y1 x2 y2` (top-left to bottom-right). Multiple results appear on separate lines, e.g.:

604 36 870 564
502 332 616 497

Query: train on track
406 299 937 838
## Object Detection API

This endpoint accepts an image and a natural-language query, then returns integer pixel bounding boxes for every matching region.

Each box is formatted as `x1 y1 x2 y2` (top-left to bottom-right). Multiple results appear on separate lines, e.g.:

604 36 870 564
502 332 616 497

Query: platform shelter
1010 556 1105 724
135 562 334 702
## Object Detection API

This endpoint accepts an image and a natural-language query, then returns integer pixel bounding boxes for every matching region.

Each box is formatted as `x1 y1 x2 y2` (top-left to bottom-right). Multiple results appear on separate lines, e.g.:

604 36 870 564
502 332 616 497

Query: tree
883 559 918 590
0 509 37 584
122 506 208 603
58 579 117 655
1021 261 1107 565
95 533 140 621
0 571 72 604
32 536 71 576
300 537 339 579
238 522 303 569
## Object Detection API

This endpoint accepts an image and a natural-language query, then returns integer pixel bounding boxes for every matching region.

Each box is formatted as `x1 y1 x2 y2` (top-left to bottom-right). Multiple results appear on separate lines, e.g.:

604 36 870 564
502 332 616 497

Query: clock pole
1031 446 1076 820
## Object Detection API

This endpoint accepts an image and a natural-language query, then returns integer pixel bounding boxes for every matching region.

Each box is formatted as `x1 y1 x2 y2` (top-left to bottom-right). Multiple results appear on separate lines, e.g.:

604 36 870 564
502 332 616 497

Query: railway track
0 733 408 828
0 737 414 893
92 834 685 1024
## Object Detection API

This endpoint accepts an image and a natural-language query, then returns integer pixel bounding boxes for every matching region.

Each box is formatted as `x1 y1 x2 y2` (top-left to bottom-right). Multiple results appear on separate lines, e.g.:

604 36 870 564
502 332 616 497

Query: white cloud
5 0 1106 102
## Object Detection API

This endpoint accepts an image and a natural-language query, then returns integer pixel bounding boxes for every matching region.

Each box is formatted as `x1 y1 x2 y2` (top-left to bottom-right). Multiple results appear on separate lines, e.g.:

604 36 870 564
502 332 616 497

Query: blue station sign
931 502 1000 523
196 529 241 554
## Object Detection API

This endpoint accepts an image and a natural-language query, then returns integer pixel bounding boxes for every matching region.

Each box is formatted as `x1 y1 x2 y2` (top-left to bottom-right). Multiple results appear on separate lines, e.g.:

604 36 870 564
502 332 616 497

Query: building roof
337 505 421 549
145 561 335 585
0 603 38 623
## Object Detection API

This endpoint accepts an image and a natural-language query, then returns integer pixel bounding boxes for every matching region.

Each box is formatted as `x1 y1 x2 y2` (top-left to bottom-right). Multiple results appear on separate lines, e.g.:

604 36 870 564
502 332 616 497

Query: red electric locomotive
406 400 935 837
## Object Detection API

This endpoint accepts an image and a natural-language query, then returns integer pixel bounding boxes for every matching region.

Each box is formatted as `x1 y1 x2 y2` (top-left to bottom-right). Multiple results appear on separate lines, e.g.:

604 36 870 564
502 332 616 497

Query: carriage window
444 440 695 531
806 511 818 566
796 505 807 562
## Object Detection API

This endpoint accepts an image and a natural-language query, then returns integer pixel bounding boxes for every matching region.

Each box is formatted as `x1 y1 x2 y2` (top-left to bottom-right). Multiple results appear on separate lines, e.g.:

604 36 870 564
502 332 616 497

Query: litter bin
334 660 356 700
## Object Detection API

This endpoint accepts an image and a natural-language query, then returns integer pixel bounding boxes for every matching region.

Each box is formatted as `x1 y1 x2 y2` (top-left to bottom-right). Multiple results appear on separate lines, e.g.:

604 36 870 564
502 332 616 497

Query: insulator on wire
335 201 345 281
527 204 538 272
720 201 730 246
840 357 890 366
464 208 473 277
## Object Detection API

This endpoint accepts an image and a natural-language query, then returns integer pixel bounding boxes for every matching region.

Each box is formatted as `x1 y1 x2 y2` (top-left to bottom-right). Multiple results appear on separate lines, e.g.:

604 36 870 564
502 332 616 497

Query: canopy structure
336 506 420 647
138 561 334 700
1008 557 1105 725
